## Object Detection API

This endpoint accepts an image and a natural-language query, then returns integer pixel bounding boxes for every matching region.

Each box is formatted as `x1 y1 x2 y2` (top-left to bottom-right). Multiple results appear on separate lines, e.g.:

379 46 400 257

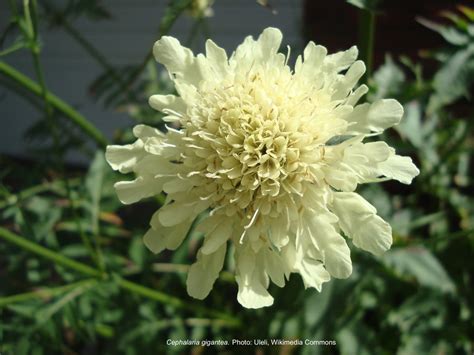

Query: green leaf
383 247 456 293
372 55 406 101
429 44 474 111
417 18 470 46
397 101 423 148
458 5 474 22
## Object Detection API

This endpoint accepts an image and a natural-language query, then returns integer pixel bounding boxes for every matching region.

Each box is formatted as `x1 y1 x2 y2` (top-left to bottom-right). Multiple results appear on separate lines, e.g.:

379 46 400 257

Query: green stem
0 227 102 278
29 3 52 117
0 61 108 148
358 8 376 84
0 227 241 327
0 279 97 307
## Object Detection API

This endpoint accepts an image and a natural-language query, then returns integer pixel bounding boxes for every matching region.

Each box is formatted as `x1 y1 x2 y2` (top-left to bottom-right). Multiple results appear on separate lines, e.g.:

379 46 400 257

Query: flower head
106 28 419 308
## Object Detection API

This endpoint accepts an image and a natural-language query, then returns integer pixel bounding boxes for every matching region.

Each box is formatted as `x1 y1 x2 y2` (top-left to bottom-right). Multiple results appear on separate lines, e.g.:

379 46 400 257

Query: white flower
106 27 419 309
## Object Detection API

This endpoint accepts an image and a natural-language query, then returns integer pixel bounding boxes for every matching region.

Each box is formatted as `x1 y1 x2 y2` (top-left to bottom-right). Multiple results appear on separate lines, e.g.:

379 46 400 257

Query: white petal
105 141 144 174
256 27 283 57
201 219 233 254
132 124 164 139
174 81 198 105
345 84 369 106
153 36 201 86
323 166 359 192
295 42 327 79
231 27 282 69
231 35 255 65
269 216 290 248
332 60 366 100
162 177 194 194
331 192 392 256
148 94 186 115
143 228 166 254
132 155 174 177
114 176 163 204
299 258 331 291
205 39 229 78
378 154 420 184
236 274 274 309
308 212 352 278
157 202 198 227
342 141 391 180
263 248 287 287
282 242 330 291
234 245 274 308
145 217 193 253
186 243 226 300
324 45 358 71
303 42 327 69
346 99 404 134
323 140 392 190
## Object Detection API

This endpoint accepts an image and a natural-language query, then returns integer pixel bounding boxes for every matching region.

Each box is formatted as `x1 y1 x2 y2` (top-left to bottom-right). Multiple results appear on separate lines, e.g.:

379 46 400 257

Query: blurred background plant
0 0 473 354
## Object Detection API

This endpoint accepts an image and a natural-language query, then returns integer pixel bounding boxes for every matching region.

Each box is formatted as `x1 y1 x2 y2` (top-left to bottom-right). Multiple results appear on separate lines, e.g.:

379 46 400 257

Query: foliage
0 1 473 354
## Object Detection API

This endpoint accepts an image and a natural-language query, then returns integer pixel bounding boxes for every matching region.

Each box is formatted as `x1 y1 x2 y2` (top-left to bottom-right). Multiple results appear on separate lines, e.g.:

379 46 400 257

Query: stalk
358 8 376 83
0 61 108 148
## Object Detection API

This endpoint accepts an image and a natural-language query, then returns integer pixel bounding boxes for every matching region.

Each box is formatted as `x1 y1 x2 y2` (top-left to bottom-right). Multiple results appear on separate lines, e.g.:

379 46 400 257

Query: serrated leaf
417 17 470 46
397 101 423 148
429 44 474 111
372 55 405 101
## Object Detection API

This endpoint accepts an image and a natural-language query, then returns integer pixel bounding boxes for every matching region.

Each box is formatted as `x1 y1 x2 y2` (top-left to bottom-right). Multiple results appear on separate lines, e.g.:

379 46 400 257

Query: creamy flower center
180 67 329 219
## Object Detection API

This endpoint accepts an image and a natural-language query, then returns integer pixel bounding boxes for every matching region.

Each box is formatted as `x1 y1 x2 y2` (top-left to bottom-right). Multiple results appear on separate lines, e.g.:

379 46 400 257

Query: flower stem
0 61 108 148
358 8 376 84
